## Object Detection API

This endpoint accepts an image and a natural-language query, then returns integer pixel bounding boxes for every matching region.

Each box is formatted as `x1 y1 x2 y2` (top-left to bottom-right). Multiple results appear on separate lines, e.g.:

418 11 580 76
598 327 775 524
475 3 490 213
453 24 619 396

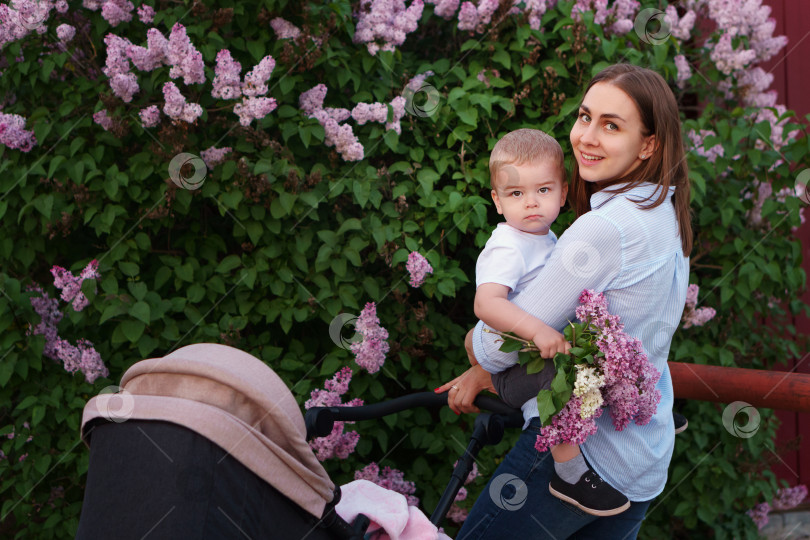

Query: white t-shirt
475 222 557 297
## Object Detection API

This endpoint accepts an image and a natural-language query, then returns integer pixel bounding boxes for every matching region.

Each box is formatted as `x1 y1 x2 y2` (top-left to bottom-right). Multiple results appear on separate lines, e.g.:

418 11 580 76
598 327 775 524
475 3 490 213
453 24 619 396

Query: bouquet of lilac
491 290 662 451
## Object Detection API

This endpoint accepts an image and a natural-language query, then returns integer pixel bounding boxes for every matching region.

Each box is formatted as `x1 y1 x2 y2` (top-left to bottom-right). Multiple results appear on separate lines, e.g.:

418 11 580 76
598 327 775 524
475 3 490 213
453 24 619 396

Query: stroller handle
305 391 522 440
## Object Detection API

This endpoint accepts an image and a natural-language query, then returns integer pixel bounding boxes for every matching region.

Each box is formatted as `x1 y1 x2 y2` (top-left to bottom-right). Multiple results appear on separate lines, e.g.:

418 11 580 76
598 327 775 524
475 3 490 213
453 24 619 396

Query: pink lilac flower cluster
446 461 479 523
350 302 390 373
28 286 63 359
270 17 301 39
405 251 433 287
353 0 424 56
211 50 278 126
53 337 109 384
746 484 808 529
139 105 160 128
101 24 208 113
305 367 364 461
0 0 53 48
664 5 697 41
212 50 243 100
682 284 716 328
0 111 37 152
406 70 434 92
747 502 770 529
92 109 114 131
300 84 364 161
51 259 100 311
56 23 75 42
752 104 799 152
534 394 602 451
355 462 419 506
687 129 724 163
674 55 691 88
28 267 110 384
162 82 202 123
166 23 205 85
299 81 407 148
200 146 232 169
687 0 793 148
745 179 798 229
55 0 68 13
102 34 139 101
101 0 134 27
351 99 407 133
772 484 808 510
137 4 154 24
571 0 639 34
127 28 169 71
535 290 662 451
425 0 459 19
457 0 498 32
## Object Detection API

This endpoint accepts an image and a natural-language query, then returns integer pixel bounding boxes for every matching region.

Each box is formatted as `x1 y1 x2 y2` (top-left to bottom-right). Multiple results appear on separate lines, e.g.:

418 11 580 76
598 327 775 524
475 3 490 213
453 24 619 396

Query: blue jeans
457 418 652 540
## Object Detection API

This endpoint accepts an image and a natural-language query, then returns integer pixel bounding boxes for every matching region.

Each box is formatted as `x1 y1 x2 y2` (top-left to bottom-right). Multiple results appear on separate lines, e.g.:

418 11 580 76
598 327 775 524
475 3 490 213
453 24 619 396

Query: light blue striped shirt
472 181 689 501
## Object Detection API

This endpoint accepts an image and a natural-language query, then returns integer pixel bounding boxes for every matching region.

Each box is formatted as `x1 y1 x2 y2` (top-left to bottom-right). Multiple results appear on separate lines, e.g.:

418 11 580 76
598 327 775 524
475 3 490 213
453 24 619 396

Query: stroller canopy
81 343 336 519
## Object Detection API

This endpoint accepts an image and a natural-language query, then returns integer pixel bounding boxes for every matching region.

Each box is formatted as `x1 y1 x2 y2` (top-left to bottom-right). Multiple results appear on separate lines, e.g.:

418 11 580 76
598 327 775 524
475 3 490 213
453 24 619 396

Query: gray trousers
491 361 556 409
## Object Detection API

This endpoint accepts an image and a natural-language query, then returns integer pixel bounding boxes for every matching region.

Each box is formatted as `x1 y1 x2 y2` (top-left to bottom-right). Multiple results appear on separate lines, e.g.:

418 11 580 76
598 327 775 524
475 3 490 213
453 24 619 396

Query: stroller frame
305 392 523 538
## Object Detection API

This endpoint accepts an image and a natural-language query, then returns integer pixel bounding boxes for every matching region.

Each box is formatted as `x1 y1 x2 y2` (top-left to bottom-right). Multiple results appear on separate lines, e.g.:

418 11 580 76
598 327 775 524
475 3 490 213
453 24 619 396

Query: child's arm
475 283 570 359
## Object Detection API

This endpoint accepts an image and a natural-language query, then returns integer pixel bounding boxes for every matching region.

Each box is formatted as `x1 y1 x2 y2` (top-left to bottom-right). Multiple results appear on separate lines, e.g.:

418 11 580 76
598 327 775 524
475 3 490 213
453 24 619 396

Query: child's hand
532 326 570 359
465 328 479 366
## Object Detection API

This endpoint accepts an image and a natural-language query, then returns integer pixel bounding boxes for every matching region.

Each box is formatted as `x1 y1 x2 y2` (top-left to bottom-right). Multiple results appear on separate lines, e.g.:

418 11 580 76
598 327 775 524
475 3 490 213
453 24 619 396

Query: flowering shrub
305 367 364 460
355 462 420 506
0 0 807 538
747 484 808 530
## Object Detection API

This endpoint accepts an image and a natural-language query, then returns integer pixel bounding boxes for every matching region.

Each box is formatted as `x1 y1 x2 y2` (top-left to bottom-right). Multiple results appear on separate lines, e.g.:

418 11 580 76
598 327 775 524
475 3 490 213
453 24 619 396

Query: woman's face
569 82 656 185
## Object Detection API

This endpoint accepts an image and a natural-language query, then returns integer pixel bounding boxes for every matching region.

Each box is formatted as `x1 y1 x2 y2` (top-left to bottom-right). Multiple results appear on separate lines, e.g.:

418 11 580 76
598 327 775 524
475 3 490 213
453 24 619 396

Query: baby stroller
75 343 522 539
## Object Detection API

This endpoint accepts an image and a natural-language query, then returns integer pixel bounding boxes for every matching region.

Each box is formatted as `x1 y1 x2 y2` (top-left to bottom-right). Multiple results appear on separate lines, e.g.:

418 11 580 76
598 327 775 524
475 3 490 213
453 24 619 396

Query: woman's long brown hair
570 64 693 256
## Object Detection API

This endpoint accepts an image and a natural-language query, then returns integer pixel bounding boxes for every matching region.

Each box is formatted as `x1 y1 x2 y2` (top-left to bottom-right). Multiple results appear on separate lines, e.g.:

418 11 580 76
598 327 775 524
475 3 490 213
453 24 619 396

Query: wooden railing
670 362 810 412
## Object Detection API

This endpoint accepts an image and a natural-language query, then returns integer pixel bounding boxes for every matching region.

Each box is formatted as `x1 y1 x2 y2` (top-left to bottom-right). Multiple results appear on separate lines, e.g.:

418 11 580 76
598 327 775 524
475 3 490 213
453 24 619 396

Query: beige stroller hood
81 343 336 519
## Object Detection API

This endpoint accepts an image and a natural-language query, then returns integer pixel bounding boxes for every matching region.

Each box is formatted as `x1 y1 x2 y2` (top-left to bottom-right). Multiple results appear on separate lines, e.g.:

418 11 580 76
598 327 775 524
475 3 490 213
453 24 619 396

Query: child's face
491 160 567 235
570 82 656 185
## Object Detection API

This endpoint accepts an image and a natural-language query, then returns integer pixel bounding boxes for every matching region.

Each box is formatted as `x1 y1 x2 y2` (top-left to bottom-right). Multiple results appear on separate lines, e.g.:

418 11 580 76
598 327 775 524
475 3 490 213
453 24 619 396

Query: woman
437 64 691 538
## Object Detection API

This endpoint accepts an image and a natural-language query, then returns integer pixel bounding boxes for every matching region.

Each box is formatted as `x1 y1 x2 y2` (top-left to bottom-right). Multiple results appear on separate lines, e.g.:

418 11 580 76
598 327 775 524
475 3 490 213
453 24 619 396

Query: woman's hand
435 364 497 414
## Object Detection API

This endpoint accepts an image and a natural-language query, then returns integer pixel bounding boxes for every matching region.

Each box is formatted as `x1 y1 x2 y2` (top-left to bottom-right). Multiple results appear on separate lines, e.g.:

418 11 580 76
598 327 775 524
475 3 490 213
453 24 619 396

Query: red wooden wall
760 0 810 488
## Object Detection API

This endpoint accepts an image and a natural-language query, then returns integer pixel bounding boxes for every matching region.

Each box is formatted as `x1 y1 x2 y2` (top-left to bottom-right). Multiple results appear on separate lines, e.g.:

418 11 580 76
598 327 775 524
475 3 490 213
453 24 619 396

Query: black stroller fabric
76 419 336 540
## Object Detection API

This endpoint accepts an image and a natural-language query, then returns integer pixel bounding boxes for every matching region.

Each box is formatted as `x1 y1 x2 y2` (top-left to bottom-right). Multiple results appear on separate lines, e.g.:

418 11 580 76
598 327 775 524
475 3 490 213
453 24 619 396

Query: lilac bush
0 0 807 537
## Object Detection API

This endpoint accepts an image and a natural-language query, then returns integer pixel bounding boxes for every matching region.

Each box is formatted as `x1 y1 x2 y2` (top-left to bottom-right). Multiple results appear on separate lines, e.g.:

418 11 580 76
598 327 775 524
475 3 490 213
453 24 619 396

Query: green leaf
216 255 242 273
526 357 546 375
550 368 570 395
417 168 440 197
99 302 127 324
497 335 525 353
121 320 145 342
130 301 151 324
493 48 511 69
521 65 539 83
246 40 264 62
536 390 556 426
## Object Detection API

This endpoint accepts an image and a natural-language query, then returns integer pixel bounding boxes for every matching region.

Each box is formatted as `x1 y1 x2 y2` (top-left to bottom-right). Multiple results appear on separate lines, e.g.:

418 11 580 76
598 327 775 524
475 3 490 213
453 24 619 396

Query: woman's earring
641 154 646 159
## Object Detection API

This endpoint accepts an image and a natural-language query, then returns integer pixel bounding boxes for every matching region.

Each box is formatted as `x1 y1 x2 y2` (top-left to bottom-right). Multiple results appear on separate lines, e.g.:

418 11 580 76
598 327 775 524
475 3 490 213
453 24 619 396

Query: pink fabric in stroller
337 480 453 540
81 343 335 519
